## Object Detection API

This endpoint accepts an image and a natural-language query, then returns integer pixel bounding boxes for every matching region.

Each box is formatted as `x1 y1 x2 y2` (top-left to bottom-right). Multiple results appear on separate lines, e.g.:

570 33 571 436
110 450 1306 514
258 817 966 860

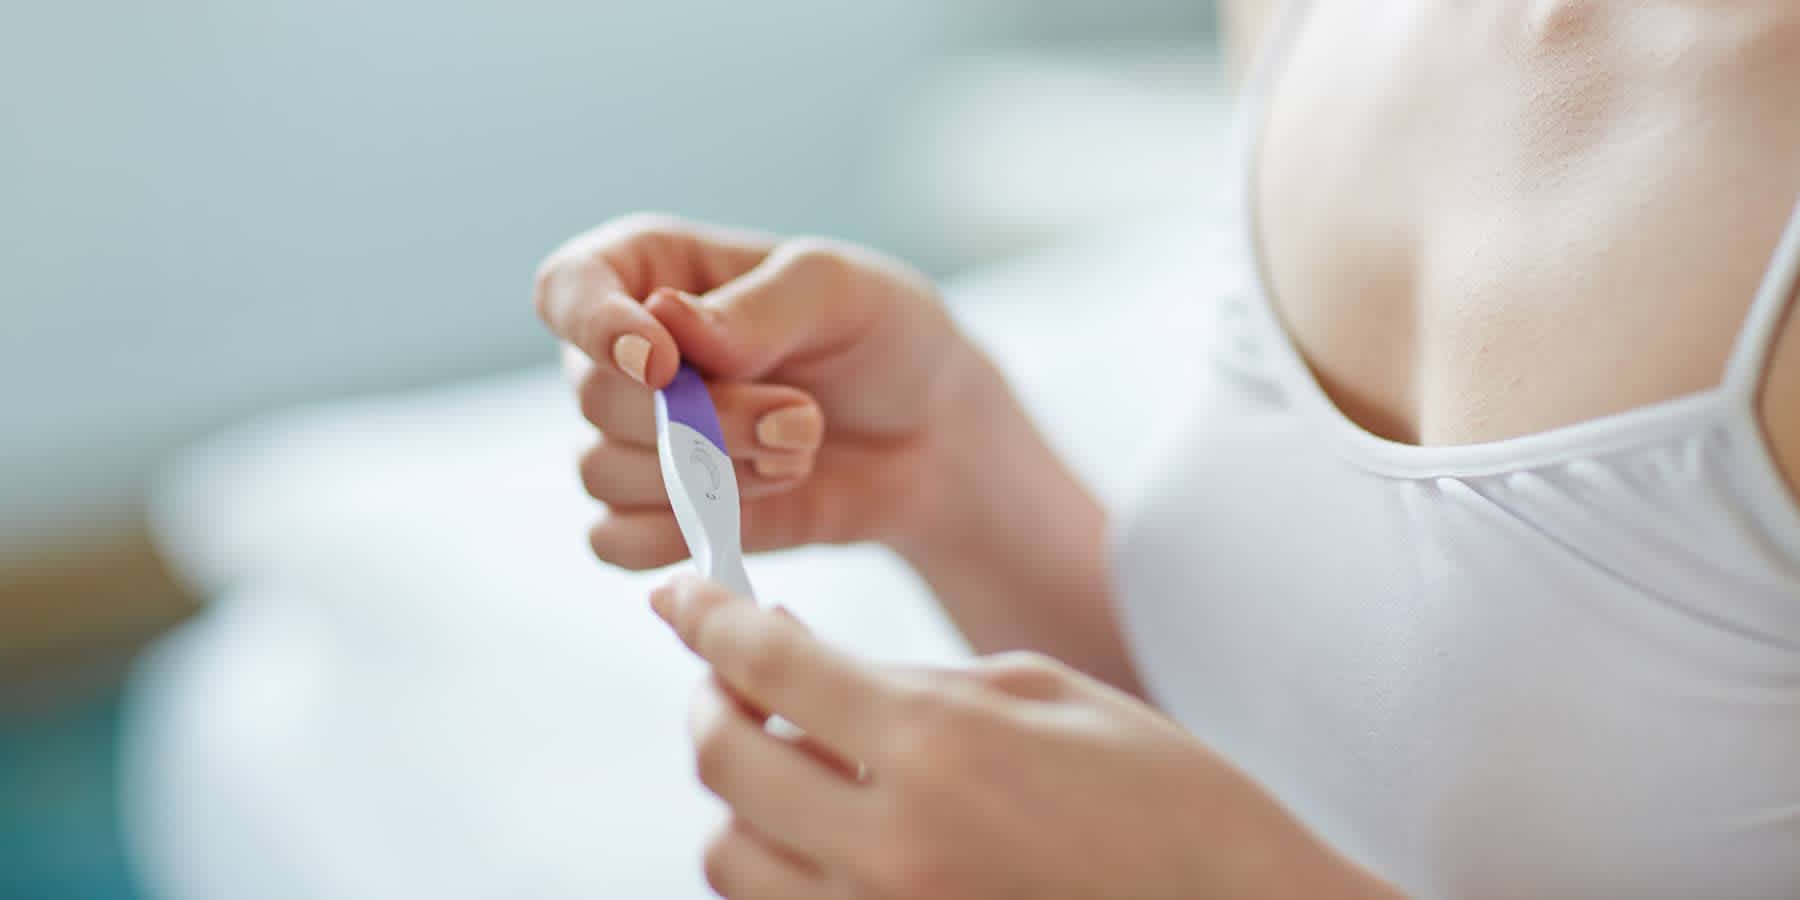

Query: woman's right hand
533 213 1001 570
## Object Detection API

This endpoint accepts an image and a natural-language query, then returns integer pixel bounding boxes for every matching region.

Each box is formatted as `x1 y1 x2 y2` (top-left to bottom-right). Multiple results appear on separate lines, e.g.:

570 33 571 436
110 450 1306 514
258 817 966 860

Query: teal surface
0 685 143 900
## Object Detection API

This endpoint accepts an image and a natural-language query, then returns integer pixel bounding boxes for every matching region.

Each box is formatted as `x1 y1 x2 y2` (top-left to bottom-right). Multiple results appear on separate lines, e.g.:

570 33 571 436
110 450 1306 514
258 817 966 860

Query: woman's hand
536 213 1141 692
651 576 1400 900
533 213 992 565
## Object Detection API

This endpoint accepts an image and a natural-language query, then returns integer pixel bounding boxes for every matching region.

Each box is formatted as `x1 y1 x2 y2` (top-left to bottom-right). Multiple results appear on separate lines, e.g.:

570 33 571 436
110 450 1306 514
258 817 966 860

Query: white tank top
1110 7 1800 898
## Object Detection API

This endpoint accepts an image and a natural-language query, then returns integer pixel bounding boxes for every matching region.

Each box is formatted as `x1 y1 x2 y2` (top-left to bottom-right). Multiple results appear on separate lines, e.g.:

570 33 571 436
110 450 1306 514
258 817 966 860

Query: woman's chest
1111 391 1800 898
1253 1 1800 446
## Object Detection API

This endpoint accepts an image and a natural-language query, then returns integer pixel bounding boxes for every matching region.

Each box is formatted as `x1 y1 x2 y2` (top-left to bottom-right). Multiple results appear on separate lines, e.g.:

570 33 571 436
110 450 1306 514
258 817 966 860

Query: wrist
1197 773 1404 900
882 342 1139 690
886 342 1093 579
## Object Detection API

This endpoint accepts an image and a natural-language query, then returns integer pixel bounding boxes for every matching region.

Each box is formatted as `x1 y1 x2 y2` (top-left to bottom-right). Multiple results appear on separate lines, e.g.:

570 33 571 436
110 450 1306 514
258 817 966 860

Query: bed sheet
122 218 1220 899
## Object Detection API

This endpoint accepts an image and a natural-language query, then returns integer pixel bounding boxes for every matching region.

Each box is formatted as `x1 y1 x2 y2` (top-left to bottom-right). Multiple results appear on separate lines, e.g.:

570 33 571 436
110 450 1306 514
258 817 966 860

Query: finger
717 666 867 783
969 651 1075 702
738 392 825 454
573 347 656 437
578 365 825 454
539 213 777 302
644 239 893 381
652 576 891 761
590 489 829 571
579 441 812 509
543 277 683 389
690 678 866 857
701 818 829 900
560 342 592 384
589 508 689 571
534 214 777 384
578 437 670 508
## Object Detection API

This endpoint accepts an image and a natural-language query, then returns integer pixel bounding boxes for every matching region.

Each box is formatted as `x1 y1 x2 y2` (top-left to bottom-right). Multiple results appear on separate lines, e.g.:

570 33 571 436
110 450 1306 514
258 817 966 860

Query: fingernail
754 456 810 480
755 406 823 451
612 334 651 385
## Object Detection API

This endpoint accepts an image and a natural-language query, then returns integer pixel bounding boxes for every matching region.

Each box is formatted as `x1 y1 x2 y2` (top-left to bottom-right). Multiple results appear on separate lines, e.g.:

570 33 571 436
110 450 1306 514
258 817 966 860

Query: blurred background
1 1 1228 895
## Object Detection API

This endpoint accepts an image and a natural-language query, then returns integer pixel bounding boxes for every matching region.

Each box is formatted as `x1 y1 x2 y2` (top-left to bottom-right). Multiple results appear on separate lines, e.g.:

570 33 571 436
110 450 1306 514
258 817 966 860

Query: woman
533 1 1800 896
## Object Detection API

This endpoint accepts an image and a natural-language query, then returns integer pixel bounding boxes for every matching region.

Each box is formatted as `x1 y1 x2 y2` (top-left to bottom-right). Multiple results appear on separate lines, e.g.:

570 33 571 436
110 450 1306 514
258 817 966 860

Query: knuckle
692 724 733 794
684 583 734 642
575 369 611 428
701 825 736 896
531 257 561 319
533 245 600 308
534 211 688 316
588 517 666 571
733 624 795 696
616 547 669 572
576 441 611 500
544 303 602 362
688 680 736 793
648 581 677 616
566 267 619 352
887 679 935 720
605 210 687 243
776 236 848 275
888 687 970 770
532 230 604 301
529 255 586 329
559 342 593 384
975 651 1068 698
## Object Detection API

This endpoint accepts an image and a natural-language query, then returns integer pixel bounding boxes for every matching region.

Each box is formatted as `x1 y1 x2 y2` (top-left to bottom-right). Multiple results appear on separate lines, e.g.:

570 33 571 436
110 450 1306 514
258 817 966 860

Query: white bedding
122 218 1218 899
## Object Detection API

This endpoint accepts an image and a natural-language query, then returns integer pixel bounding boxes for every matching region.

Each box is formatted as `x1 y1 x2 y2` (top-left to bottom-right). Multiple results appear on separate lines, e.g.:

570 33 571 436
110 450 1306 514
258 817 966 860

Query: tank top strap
1722 194 1800 395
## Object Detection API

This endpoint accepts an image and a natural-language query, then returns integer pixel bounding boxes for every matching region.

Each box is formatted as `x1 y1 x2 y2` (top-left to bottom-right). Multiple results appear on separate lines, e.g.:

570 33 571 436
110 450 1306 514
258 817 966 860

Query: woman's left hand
650 577 1398 900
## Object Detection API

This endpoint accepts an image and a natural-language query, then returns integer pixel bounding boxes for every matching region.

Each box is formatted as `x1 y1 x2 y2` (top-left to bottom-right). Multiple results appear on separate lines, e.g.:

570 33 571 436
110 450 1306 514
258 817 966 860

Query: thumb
644 240 874 380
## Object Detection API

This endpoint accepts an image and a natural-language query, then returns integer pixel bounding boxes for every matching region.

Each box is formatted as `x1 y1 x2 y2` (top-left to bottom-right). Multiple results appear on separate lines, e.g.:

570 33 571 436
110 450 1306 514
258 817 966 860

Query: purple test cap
659 364 728 452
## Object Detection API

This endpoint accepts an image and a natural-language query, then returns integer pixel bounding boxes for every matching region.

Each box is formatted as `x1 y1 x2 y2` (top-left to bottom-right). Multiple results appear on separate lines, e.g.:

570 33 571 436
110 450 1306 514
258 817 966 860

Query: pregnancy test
655 364 756 601
658 365 815 744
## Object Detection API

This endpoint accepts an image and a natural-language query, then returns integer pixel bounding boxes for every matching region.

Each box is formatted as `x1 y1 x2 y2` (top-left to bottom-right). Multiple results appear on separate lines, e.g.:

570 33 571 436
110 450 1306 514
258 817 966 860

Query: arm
654 577 1406 900
1222 0 1282 86
887 347 1142 697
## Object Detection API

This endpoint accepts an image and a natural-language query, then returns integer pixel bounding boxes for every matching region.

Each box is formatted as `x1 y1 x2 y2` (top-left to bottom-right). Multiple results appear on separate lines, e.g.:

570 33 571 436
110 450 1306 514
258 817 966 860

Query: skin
1252 0 1800 452
649 576 1391 900
533 1 1800 895
535 215 1140 694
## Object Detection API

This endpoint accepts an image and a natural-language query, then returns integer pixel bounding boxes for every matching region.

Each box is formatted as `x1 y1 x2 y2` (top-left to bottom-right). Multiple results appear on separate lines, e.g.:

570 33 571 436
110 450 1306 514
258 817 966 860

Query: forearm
1227 813 1407 900
1176 755 1405 900
890 346 1144 697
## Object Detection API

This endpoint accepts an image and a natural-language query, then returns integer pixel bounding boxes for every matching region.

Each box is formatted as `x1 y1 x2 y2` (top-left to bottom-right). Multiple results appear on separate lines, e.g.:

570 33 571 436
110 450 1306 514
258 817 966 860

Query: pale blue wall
0 0 1214 556
0 0 956 553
